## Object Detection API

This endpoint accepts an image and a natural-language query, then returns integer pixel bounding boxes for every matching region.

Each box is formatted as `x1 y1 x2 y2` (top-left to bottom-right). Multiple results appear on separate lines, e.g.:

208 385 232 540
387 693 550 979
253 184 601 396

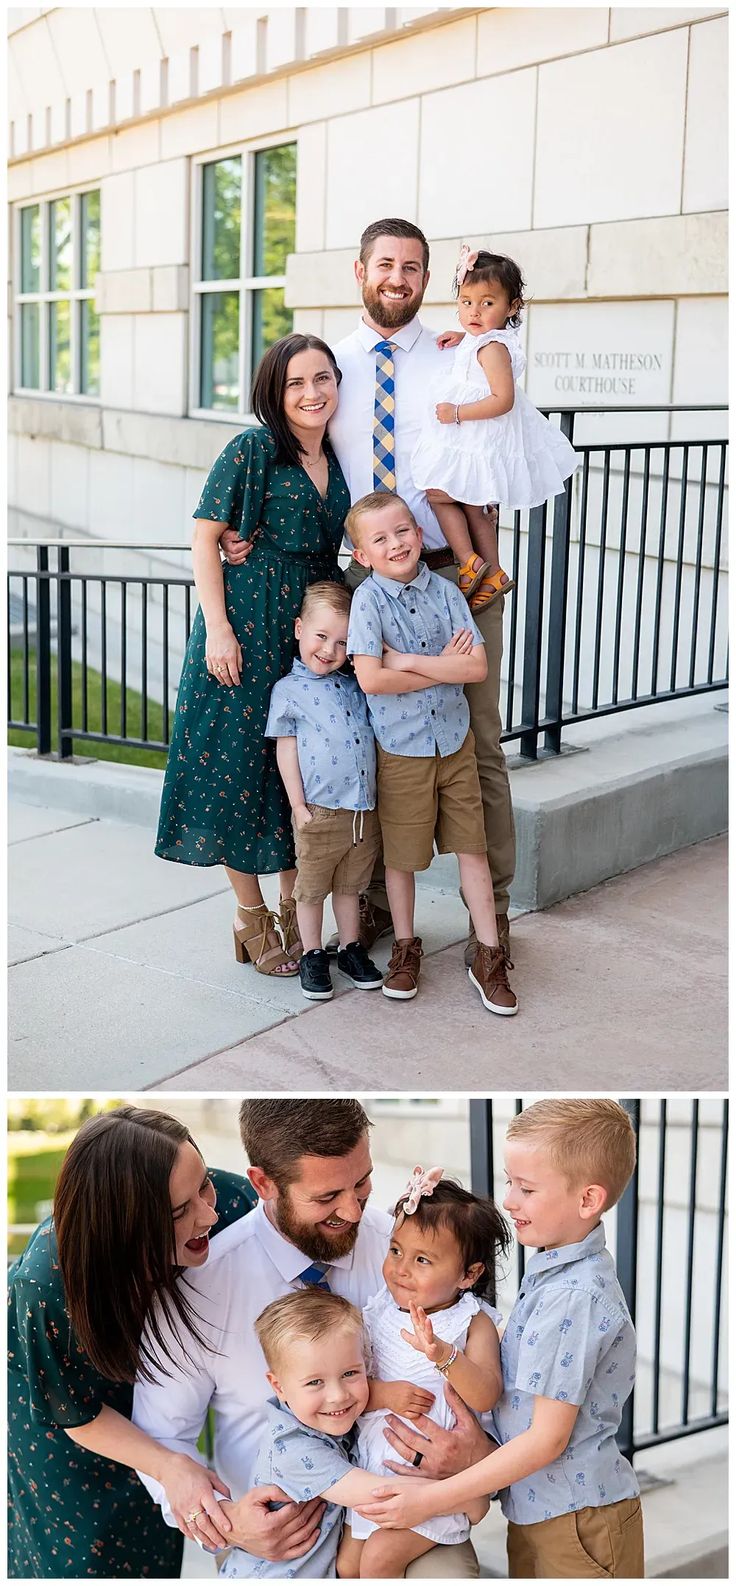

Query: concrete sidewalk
8 787 727 1090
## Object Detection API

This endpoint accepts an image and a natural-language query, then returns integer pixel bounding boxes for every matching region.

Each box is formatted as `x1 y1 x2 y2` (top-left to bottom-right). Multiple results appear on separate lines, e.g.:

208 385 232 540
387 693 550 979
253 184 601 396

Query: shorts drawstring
351 809 365 847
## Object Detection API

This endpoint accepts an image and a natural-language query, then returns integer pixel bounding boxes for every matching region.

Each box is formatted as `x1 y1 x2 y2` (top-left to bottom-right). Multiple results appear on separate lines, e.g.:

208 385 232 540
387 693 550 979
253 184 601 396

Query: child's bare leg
464 503 510 586
332 891 360 947
295 899 324 953
457 852 498 948
336 1523 364 1578
384 869 416 940
359 1526 436 1579
425 490 475 567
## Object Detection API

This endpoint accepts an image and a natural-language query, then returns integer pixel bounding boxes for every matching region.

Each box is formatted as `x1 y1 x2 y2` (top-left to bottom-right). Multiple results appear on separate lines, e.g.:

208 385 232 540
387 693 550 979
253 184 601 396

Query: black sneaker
336 940 384 990
299 949 334 1001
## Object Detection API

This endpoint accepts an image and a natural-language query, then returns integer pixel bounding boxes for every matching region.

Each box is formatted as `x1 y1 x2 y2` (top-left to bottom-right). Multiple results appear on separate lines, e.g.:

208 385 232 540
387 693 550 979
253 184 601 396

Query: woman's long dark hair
54 1106 214 1384
251 332 341 467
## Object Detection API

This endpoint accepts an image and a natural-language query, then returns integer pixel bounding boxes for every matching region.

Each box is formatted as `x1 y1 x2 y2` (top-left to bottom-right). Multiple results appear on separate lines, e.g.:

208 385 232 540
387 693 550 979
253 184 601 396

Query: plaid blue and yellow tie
373 339 397 491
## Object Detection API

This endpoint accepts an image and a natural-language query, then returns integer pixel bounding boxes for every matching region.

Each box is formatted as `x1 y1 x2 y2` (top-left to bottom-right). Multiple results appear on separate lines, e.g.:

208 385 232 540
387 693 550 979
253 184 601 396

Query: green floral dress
7 1169 256 1579
155 426 349 874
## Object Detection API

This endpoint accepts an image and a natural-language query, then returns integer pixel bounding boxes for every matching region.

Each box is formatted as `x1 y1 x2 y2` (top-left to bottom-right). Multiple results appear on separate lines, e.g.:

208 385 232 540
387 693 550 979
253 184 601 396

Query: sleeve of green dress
193 427 275 540
12 1273 106 1429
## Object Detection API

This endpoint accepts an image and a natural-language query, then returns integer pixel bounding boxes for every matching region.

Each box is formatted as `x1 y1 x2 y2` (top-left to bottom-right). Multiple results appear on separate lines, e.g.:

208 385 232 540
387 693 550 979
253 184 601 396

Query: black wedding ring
412 1450 423 1468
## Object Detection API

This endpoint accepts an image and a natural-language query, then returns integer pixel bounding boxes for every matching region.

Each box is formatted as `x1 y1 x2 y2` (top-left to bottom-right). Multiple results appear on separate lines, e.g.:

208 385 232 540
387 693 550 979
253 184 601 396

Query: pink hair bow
402 1164 444 1215
454 244 479 292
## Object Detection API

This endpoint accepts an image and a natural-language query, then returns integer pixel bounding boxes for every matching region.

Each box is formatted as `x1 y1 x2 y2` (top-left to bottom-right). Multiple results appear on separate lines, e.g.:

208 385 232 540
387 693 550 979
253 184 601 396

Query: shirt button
421 642 426 648
354 737 360 744
431 709 436 716
410 608 416 614
346 711 351 717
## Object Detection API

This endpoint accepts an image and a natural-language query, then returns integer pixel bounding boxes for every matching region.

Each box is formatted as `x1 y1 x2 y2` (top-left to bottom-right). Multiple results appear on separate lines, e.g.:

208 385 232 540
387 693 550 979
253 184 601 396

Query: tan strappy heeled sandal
278 896 303 963
233 903 299 976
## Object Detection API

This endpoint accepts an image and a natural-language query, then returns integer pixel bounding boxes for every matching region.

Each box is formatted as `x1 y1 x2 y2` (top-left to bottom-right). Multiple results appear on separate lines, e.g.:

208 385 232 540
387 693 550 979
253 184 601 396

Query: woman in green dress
155 333 349 975
7 1106 256 1577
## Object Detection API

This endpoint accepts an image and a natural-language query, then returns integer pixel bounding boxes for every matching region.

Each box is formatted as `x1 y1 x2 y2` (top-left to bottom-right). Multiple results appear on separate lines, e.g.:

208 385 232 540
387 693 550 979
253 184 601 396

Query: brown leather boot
382 937 423 1001
468 942 518 1016
325 895 394 957
358 896 395 952
464 914 513 969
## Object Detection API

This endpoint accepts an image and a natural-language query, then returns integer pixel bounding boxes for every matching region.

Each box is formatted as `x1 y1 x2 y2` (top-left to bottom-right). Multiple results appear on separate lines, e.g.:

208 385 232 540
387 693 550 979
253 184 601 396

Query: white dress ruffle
412 328 579 510
349 1286 500 1547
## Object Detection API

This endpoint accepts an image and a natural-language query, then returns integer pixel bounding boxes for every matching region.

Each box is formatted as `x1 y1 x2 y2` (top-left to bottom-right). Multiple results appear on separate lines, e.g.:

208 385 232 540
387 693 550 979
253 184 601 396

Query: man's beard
273 1189 363 1263
362 281 422 331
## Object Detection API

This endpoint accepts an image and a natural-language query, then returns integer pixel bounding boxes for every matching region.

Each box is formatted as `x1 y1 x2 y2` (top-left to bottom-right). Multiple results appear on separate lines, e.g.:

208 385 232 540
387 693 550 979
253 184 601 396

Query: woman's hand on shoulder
162 1453 233 1546
206 622 243 687
219 526 254 565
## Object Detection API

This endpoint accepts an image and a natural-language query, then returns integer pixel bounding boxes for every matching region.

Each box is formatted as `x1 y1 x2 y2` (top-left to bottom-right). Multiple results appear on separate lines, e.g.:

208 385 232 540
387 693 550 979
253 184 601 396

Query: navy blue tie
297 1261 332 1290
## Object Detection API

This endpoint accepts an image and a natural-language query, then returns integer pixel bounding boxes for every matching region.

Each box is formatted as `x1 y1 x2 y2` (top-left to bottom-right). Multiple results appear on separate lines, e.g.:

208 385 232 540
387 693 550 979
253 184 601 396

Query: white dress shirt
132 1200 391 1525
329 317 449 551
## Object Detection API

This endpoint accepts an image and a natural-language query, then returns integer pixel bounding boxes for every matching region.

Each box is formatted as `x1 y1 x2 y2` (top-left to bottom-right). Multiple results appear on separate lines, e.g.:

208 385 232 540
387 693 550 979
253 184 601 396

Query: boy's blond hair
345 491 417 548
255 1287 365 1371
299 581 351 622
506 1099 636 1211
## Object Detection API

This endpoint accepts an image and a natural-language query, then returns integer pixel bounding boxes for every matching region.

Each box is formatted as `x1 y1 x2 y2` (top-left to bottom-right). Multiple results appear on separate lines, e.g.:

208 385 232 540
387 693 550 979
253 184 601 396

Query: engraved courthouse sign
525 301 674 407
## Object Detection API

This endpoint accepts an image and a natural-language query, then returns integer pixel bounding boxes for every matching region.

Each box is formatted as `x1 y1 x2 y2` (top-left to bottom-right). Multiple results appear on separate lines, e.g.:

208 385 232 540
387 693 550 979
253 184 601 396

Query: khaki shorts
293 805 381 904
377 730 487 872
507 1497 645 1579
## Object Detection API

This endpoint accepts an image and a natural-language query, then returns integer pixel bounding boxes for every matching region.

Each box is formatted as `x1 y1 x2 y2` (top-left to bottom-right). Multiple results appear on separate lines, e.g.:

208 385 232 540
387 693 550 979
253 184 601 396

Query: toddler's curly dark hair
453 251 526 329
393 1177 511 1303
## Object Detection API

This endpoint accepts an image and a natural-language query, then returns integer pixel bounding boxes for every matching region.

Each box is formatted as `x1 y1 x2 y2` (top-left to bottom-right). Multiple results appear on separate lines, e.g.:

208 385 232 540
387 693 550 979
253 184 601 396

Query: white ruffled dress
412 327 579 510
349 1285 500 1547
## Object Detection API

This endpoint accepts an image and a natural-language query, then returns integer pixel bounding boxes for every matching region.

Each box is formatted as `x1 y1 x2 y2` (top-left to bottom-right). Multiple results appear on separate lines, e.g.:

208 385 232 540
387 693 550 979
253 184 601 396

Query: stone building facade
7 5 728 548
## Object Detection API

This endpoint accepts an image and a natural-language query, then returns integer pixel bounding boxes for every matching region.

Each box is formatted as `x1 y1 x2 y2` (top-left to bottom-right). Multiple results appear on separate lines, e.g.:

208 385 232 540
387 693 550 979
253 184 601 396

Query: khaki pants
507 1498 645 1579
346 556 516 916
405 1538 479 1578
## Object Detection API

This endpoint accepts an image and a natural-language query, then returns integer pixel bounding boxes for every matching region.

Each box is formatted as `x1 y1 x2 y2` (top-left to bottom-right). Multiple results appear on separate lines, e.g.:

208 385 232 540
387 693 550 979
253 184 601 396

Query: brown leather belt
420 548 456 571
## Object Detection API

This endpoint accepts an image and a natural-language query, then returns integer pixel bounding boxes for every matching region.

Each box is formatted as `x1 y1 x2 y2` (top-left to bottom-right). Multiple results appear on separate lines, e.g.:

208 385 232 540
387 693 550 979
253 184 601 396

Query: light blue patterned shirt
346 564 483 758
220 1398 357 1578
493 1224 639 1526
266 660 376 810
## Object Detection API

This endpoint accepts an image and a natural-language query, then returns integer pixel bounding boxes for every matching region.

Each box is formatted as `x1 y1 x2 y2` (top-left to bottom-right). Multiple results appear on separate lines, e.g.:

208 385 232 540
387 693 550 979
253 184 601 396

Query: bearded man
133 1099 493 1578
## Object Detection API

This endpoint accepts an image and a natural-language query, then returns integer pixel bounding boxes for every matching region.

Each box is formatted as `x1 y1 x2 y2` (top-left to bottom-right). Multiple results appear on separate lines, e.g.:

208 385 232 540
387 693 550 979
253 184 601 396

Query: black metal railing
7 405 728 761
469 1097 729 1464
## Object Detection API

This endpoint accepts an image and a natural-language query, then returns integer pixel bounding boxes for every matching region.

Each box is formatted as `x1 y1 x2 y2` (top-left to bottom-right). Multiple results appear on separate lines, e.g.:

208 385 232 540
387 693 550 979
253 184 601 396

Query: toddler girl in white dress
337 1168 507 1580
412 247 579 611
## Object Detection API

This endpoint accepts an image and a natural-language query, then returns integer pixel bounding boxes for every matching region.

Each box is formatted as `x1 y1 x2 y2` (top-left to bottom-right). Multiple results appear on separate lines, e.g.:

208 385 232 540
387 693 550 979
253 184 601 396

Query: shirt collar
525 1222 606 1278
252 1197 360 1280
371 561 432 600
290 658 352 686
356 315 425 354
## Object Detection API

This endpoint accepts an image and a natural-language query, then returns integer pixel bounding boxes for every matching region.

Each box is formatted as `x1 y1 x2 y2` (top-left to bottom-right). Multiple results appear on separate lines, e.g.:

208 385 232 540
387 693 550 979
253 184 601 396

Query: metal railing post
616 1099 640 1465
469 1100 495 1197
56 546 73 759
35 546 52 755
543 412 575 754
519 502 548 759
